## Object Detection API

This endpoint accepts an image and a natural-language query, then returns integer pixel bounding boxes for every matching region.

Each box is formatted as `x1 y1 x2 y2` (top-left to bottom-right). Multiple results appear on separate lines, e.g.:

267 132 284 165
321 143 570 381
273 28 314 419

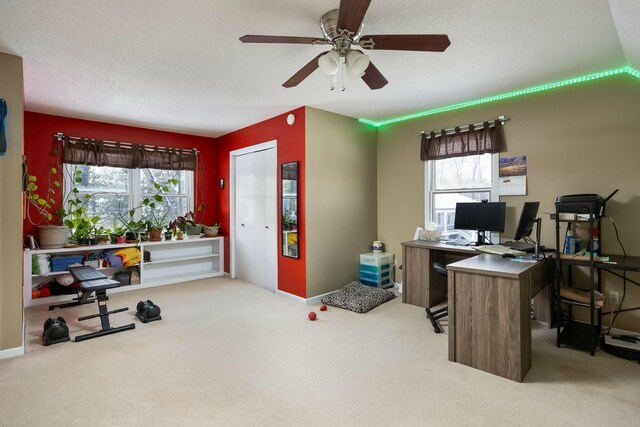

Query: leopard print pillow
321 281 396 313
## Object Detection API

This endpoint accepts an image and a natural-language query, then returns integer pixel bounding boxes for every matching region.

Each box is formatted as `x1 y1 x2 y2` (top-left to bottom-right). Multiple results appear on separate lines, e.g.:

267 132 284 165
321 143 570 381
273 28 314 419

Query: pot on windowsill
148 227 162 242
184 224 202 235
77 237 91 246
125 232 138 243
202 226 219 237
110 235 120 244
37 225 68 249
164 231 173 241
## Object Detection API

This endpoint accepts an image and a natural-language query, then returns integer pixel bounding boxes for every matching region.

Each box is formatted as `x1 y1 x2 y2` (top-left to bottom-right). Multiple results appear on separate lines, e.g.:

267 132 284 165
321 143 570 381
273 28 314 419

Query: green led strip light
359 66 640 128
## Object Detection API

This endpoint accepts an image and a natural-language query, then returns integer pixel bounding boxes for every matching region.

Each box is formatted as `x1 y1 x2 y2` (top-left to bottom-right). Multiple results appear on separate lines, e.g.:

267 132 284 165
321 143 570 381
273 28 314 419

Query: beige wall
0 53 24 351
377 74 640 331
305 107 378 297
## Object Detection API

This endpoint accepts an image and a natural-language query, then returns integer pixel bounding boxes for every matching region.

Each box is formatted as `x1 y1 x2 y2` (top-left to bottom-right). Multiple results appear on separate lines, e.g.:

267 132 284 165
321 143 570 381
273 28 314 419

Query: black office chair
426 262 448 333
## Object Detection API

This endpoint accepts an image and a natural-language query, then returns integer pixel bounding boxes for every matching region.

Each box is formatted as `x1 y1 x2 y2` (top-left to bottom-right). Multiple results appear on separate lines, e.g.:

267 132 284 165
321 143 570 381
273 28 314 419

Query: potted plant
109 222 126 244
93 226 109 245
67 215 98 246
25 162 69 248
203 222 221 237
146 209 169 242
174 211 202 235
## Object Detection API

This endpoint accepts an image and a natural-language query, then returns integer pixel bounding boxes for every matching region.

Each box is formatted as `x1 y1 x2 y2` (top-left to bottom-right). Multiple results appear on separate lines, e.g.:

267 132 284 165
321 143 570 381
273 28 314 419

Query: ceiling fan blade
360 34 451 52
337 0 372 34
282 53 326 88
361 61 388 90
240 35 326 45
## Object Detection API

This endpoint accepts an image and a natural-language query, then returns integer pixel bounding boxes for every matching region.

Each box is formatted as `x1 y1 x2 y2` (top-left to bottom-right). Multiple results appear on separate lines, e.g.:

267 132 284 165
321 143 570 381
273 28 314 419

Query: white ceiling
0 0 638 137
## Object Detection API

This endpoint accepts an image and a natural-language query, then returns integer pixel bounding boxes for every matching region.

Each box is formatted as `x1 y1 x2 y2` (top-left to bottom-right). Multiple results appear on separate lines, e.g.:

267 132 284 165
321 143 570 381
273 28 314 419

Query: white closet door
235 153 255 284
252 149 277 292
263 148 278 292
254 149 278 291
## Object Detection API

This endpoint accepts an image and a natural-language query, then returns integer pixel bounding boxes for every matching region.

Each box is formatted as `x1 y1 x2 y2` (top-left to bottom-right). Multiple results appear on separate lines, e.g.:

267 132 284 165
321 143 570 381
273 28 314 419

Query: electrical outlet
608 291 620 306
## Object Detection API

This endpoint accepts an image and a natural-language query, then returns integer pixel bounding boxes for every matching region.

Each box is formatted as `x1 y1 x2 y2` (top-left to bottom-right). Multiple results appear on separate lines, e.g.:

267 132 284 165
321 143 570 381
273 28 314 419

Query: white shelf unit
24 236 224 307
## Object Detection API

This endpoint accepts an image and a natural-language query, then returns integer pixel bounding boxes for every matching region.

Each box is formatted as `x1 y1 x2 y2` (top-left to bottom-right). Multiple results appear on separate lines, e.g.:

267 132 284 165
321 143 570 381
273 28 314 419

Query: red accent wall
23 112 217 237
215 107 306 298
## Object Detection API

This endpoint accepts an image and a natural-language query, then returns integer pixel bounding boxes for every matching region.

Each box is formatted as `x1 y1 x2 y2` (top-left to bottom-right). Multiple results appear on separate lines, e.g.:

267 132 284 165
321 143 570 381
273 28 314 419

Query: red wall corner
215 107 307 298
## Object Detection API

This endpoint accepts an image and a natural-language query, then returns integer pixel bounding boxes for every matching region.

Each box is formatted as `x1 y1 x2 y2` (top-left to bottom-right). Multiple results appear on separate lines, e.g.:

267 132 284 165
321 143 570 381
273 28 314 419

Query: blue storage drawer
361 278 391 288
50 255 84 272
360 264 391 274
360 270 390 282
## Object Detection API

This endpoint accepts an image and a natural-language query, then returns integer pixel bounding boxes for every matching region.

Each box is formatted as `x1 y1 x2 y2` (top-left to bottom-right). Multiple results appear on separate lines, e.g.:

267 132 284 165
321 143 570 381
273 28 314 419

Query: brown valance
61 137 198 171
420 120 504 161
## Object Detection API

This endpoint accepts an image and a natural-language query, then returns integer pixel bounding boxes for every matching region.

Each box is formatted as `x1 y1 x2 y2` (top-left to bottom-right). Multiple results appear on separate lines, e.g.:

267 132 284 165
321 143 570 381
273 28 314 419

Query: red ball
320 305 327 311
308 311 317 321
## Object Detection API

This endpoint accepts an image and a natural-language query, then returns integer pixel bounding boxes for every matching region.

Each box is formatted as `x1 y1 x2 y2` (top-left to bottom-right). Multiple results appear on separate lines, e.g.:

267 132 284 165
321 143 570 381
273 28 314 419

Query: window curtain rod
418 115 509 138
53 132 199 154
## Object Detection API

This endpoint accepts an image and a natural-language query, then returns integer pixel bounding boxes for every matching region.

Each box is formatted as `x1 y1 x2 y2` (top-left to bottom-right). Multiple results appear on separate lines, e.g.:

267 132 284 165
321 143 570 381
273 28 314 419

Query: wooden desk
447 254 549 382
401 240 477 308
401 240 551 321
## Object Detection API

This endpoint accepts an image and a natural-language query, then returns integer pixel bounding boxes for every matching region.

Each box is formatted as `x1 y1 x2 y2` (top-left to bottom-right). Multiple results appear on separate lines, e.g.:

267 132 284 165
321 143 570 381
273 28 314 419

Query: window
425 153 498 242
65 164 193 230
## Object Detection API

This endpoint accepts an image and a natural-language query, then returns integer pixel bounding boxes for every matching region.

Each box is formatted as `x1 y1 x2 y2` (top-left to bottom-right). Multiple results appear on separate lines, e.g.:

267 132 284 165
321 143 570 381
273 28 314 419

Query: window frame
63 164 194 225
424 153 500 242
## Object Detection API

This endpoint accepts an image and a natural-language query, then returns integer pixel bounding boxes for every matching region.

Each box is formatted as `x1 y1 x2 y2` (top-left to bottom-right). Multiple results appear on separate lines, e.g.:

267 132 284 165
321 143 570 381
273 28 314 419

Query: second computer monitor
454 202 506 245
513 201 540 241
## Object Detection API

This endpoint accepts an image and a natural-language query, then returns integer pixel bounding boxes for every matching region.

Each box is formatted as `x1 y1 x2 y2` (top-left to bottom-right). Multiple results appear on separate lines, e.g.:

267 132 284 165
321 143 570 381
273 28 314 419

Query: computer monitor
513 201 540 241
454 202 506 246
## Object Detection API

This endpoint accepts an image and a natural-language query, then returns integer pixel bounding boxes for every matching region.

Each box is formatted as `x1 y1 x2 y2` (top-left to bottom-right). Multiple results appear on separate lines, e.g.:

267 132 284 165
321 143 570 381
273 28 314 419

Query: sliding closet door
234 153 255 284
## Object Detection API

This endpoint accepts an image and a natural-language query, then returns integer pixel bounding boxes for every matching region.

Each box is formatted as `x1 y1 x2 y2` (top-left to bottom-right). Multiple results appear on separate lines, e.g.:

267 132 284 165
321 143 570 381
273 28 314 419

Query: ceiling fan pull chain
341 57 346 91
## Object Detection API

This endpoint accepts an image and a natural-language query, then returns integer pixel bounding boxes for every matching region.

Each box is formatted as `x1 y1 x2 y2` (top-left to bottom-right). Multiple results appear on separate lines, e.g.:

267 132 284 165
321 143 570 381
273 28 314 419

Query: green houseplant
25 161 69 248
114 177 178 242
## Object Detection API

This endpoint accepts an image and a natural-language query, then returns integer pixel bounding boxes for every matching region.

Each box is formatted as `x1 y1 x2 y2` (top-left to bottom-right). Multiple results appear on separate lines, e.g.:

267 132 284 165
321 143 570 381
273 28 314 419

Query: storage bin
360 264 391 274
50 255 84 272
359 269 390 282
361 277 391 288
359 252 394 288
360 252 394 268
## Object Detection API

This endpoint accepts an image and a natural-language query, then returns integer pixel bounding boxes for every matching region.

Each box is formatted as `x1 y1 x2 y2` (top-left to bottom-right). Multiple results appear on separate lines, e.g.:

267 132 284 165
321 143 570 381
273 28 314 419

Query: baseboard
275 290 332 305
0 345 24 361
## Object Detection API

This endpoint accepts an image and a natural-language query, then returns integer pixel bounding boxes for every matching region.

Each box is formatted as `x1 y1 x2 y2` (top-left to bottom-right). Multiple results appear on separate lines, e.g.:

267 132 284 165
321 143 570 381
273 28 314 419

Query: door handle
241 223 245 227
265 226 269 229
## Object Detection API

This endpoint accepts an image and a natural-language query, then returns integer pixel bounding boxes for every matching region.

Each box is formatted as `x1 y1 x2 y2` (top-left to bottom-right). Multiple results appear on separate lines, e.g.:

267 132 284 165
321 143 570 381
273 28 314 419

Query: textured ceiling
0 0 636 137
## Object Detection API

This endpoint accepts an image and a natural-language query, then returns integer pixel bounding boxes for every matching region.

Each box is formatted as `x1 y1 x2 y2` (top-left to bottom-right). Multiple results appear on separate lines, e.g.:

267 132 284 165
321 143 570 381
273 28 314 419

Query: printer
555 189 618 217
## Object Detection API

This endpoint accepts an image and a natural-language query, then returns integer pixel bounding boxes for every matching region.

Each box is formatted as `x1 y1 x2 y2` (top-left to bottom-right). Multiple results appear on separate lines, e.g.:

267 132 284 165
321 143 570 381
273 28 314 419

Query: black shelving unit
554 201 602 356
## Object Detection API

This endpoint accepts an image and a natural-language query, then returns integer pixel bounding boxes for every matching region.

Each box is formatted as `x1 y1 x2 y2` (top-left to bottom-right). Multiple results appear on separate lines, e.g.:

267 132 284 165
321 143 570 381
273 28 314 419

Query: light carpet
1 277 639 426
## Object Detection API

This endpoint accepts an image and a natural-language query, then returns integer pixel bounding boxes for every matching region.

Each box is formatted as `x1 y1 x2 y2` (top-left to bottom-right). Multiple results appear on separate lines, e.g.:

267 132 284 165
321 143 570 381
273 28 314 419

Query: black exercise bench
61 266 135 342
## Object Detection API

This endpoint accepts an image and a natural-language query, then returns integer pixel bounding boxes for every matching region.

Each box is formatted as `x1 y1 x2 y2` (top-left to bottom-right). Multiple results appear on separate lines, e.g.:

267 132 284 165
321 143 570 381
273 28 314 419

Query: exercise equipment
68 266 135 342
136 300 162 323
43 317 70 346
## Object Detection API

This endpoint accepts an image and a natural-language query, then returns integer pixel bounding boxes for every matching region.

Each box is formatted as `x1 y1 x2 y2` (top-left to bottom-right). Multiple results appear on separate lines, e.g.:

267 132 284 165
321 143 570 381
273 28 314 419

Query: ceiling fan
239 0 451 90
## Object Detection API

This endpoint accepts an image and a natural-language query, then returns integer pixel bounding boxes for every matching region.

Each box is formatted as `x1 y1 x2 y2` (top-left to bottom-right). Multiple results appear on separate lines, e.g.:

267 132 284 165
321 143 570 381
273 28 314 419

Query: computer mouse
502 253 516 258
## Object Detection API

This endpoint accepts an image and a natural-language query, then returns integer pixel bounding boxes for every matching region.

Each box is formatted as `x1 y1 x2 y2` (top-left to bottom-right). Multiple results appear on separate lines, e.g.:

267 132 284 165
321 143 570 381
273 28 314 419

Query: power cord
602 215 628 333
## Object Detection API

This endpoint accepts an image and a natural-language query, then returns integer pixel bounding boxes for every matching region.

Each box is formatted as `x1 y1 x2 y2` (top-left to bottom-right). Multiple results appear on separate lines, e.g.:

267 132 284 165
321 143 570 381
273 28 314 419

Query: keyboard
475 245 526 256
503 241 536 252
443 240 470 246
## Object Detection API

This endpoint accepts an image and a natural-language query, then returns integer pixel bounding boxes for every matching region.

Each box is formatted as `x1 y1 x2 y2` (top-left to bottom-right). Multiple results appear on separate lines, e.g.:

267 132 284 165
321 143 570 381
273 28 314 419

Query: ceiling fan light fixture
345 50 370 77
318 50 341 76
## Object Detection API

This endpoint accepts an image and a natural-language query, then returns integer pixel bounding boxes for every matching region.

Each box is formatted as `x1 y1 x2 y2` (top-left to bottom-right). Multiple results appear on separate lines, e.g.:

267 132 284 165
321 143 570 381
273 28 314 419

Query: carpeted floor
1 276 639 426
